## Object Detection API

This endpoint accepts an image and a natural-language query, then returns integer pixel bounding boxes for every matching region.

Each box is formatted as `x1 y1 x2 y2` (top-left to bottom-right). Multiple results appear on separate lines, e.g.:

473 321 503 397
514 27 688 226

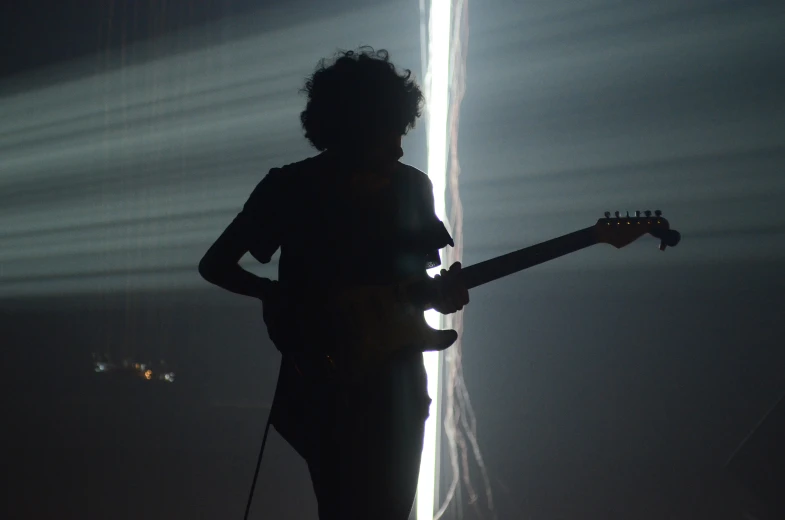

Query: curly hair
299 47 425 151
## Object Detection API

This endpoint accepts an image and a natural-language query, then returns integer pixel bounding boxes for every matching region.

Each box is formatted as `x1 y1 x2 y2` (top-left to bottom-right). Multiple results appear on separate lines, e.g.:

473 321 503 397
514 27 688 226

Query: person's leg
307 456 342 520
307 357 431 519
307 408 426 519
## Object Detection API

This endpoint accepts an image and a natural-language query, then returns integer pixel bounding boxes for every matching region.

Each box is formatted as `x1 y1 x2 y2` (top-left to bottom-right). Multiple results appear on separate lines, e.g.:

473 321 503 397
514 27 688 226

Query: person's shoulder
267 152 332 183
256 154 326 196
267 153 321 177
396 162 433 188
397 162 427 178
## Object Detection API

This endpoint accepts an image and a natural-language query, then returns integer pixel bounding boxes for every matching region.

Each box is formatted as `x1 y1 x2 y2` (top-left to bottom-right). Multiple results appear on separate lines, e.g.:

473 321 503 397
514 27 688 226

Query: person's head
299 47 425 156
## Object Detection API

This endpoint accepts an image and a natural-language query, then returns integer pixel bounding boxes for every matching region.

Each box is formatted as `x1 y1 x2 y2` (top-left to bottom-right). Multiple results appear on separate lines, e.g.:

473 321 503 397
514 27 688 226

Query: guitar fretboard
460 227 598 290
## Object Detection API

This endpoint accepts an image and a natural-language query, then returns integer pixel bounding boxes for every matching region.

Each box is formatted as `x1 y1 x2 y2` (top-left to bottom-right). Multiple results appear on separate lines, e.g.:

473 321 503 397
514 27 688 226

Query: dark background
2 1 785 519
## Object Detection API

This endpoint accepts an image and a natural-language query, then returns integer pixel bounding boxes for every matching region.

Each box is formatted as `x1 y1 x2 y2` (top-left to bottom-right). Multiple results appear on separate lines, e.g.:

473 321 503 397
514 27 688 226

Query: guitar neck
460 226 598 290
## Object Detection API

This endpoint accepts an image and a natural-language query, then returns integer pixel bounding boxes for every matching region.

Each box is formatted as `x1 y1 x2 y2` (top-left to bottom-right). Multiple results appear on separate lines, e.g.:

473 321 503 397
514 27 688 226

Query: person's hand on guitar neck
430 261 470 314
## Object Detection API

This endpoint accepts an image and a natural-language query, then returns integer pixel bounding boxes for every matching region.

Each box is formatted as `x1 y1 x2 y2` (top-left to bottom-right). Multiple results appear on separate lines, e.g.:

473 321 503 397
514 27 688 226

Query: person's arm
198 170 284 301
198 225 275 299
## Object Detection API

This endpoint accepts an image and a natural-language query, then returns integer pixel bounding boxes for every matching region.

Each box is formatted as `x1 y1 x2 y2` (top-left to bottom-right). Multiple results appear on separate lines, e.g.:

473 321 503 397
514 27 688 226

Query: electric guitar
278 210 681 381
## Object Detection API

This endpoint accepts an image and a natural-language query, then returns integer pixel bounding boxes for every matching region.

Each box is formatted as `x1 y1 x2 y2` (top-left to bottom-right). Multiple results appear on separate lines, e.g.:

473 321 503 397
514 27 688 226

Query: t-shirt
240 151 451 285
234 150 453 456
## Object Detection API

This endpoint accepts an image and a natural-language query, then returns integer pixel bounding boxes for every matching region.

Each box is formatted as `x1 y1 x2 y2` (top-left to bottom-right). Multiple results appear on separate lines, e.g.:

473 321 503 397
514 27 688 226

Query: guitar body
333 283 459 352
296 283 457 380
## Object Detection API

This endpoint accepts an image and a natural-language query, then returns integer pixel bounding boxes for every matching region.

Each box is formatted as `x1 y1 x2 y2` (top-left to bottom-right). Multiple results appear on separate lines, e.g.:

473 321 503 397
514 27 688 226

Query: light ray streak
0 3 422 299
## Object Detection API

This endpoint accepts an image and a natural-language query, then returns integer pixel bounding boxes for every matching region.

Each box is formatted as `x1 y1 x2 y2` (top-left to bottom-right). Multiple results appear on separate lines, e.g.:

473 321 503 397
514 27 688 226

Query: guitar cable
242 356 301 520
243 409 273 520
244 357 289 520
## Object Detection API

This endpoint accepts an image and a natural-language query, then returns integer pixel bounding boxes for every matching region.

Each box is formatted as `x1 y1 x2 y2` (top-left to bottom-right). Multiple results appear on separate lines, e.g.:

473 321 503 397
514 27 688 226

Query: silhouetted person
199 47 468 520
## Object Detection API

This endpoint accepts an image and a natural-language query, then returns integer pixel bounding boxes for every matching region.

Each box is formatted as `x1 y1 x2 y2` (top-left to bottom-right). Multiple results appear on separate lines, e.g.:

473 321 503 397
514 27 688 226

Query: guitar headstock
595 210 681 250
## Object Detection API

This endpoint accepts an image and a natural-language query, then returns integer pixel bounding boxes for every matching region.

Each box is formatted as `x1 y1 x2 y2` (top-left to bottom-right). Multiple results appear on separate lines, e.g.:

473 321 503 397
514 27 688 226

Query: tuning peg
604 211 611 218
635 210 641 217
654 210 662 217
614 211 620 218
644 210 652 217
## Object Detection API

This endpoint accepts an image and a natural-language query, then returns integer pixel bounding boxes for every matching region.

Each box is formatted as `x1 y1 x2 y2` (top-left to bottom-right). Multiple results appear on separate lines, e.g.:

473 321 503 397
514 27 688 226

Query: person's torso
267 152 435 436
274 152 437 288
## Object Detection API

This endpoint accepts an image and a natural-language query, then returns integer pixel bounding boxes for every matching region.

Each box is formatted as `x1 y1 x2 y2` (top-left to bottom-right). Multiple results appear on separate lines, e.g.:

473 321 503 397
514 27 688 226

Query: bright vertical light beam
418 1 451 519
